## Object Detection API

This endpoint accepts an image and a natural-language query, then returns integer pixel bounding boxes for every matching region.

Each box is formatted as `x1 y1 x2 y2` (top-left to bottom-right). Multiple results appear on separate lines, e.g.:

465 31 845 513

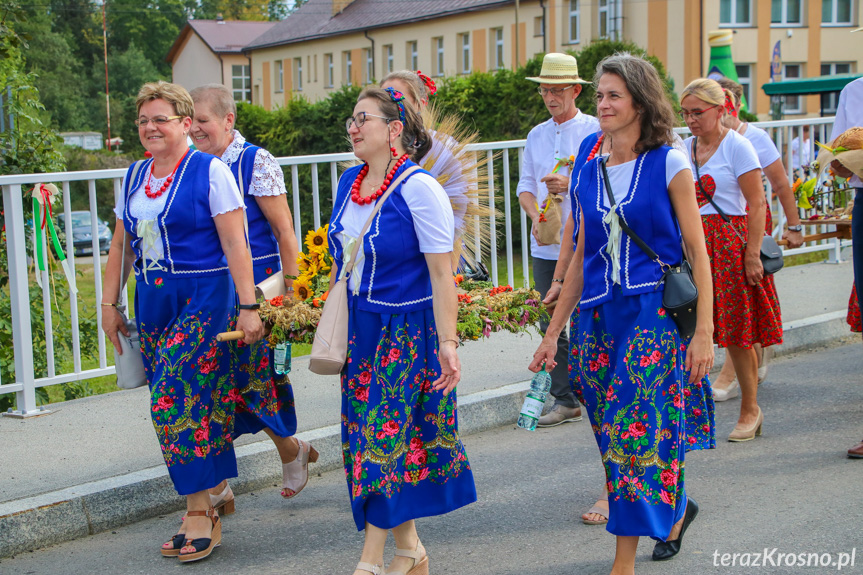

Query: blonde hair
681 78 730 109
190 84 236 119
380 70 427 105
135 81 195 118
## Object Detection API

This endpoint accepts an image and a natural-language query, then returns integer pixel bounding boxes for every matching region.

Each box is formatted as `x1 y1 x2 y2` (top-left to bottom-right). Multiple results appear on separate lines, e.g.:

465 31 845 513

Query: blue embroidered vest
230 142 280 268
328 161 436 314
123 151 230 278
569 131 602 246
576 146 683 309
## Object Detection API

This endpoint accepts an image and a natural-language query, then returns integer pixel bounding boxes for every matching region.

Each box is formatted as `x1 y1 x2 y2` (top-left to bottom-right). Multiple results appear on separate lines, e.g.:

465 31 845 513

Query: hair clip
384 86 407 124
416 70 437 96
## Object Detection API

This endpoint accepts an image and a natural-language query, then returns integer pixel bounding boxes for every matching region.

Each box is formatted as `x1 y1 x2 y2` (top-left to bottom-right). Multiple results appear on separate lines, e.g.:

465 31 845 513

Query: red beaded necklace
350 154 409 205
145 150 188 199
587 134 605 162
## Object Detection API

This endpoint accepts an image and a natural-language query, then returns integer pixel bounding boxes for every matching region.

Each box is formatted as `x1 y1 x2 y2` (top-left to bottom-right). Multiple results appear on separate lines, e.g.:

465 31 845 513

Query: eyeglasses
345 112 392 132
537 86 574 97
135 115 184 128
680 105 719 120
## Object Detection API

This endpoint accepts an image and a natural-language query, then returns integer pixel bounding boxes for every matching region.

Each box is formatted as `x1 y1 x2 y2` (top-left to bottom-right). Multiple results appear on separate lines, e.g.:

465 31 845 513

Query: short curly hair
135 81 195 118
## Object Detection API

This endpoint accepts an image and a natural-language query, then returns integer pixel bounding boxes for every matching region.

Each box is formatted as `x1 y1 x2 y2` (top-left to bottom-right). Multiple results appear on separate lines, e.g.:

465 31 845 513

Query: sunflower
297 252 315 274
305 225 328 254
293 276 313 301
311 249 331 272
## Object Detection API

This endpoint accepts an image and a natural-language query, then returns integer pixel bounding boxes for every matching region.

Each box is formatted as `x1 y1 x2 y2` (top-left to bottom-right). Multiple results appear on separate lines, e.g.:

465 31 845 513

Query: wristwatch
787 224 803 232
238 303 261 311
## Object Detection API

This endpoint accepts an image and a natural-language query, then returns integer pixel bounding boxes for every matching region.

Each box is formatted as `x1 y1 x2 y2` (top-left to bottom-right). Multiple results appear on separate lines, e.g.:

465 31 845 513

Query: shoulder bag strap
343 165 420 277
600 156 664 265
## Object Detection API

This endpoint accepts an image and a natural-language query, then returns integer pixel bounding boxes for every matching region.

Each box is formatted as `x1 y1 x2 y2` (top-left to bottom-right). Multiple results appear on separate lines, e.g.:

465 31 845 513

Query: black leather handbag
692 138 784 276
600 158 699 339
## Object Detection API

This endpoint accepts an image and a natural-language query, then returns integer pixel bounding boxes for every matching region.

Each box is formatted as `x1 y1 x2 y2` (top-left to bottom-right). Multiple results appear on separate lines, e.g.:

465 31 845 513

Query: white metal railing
0 118 849 416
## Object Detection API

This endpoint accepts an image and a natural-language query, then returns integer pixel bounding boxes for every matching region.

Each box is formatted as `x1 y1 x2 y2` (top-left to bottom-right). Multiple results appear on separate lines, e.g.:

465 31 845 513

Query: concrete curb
0 310 854 558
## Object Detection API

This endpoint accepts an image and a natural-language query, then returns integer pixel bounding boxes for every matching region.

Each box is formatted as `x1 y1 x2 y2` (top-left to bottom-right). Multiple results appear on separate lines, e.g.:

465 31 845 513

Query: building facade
169 1 863 120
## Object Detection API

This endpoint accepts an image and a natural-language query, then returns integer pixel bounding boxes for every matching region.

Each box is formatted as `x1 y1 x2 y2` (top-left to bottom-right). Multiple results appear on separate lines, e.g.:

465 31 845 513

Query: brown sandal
177 508 221 563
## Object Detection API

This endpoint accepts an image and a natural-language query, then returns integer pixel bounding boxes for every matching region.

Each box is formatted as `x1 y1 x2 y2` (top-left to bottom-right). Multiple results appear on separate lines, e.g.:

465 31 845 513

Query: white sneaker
713 378 739 402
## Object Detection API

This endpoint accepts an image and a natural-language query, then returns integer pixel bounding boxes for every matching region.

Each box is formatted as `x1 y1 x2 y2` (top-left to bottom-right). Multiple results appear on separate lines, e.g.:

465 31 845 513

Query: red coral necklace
350 154 409 205
145 150 188 199
587 134 605 162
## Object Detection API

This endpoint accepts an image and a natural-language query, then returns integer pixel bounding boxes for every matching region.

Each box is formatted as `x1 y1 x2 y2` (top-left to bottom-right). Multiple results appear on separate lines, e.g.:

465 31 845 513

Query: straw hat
526 53 591 85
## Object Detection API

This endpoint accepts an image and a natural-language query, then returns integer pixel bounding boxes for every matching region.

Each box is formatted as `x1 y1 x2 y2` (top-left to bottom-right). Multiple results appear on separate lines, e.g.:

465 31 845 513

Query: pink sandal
281 438 319 498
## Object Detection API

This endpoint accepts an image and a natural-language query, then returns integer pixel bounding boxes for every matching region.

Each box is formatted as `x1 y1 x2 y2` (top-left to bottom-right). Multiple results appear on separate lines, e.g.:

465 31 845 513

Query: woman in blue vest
189 84 316 508
530 54 715 574
331 86 476 575
101 81 263 562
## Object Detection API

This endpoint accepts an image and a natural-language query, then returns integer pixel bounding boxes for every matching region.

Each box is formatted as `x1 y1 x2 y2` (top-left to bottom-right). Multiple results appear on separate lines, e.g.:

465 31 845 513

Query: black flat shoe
652 497 699 561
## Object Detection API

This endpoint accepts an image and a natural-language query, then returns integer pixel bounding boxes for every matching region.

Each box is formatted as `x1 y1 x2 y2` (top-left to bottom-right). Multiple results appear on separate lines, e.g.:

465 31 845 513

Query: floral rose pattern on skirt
341 301 476 531
136 273 239 495
577 287 714 539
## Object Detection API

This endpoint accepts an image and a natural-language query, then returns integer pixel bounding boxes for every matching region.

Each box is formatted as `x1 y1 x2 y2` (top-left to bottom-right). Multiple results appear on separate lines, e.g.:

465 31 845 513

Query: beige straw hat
526 53 591 85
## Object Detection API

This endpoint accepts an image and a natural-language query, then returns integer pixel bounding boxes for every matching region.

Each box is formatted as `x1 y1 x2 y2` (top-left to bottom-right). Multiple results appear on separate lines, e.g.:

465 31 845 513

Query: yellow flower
297 252 315 274
305 225 328 254
293 276 313 301
311 249 331 272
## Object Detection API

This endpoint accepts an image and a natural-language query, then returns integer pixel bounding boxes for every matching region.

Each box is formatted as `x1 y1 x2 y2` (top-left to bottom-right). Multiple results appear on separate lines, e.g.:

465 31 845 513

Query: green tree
106 0 190 76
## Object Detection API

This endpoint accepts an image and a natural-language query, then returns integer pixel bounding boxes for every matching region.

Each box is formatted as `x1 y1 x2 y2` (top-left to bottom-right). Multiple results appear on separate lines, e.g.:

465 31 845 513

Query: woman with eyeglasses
332 86 476 575
188 84 315 511
680 78 783 443
101 81 263 562
708 77 803 398
531 53 715 574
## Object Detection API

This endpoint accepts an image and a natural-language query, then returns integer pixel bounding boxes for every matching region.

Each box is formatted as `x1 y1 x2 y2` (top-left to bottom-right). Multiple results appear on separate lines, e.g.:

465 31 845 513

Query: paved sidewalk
0 260 857 557
1 342 861 574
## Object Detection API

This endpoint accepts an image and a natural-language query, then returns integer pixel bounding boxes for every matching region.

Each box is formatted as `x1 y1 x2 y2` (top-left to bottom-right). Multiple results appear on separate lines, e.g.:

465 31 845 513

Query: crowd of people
99 46 860 574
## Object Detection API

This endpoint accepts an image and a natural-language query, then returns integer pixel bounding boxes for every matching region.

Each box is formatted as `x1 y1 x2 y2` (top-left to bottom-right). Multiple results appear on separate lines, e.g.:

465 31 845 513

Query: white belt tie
340 235 363 295
137 219 166 284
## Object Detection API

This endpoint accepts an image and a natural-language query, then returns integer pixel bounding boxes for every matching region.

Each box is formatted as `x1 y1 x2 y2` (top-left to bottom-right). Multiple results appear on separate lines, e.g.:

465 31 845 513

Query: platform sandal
209 481 236 515
160 533 186 557
387 540 428 575
281 438 319 499
177 508 221 563
355 562 384 574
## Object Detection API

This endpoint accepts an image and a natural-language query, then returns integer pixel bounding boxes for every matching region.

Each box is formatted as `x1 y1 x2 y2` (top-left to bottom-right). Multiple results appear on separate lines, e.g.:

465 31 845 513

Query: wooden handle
777 231 846 246
216 330 245 342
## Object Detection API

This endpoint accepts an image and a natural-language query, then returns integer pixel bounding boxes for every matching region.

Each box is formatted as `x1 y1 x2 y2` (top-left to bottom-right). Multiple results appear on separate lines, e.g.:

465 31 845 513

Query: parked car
56 211 113 256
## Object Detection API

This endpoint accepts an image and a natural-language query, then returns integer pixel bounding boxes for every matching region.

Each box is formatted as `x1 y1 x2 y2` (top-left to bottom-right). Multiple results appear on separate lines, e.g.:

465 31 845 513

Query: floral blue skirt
136 271 238 496
577 287 715 539
341 296 477 531
232 262 297 439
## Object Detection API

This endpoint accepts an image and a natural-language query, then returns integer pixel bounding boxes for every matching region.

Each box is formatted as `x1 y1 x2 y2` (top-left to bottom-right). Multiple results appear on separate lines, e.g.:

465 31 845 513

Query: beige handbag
309 166 419 375
536 193 564 245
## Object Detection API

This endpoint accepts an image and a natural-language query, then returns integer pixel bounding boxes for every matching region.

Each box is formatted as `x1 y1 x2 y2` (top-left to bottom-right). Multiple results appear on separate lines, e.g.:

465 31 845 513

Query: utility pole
102 0 113 151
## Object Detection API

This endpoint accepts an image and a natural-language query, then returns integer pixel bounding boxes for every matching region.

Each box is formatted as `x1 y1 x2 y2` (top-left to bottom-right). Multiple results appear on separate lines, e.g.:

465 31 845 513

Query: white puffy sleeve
208 159 245 217
401 172 455 253
248 148 288 197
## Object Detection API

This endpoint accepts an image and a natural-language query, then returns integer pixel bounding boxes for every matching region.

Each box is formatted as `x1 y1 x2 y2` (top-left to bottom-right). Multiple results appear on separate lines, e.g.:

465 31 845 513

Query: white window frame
492 27 504 69
822 0 854 25
782 64 802 113
771 0 803 26
325 53 334 88
408 41 418 70
735 64 753 113
598 0 610 39
364 48 373 84
294 57 302 91
344 51 353 86
434 37 444 77
821 62 853 113
274 60 284 93
383 44 394 74
459 33 471 74
568 0 580 43
232 64 250 103
720 0 753 26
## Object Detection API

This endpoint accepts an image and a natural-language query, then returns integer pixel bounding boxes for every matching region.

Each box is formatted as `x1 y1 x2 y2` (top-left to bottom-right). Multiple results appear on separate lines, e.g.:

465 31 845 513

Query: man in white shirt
517 53 599 427
830 75 863 458
790 124 811 175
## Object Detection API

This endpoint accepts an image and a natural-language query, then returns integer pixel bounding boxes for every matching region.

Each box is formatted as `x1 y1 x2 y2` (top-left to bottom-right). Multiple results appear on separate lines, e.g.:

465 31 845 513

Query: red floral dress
848 284 861 333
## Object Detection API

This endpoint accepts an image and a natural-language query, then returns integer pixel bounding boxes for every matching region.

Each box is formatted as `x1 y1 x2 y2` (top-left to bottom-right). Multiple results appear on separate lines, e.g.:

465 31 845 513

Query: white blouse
683 130 761 216
220 131 288 197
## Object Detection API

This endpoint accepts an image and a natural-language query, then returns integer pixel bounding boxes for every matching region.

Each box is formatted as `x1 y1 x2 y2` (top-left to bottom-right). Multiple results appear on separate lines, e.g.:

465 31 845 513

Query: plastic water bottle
517 367 553 431
274 342 292 375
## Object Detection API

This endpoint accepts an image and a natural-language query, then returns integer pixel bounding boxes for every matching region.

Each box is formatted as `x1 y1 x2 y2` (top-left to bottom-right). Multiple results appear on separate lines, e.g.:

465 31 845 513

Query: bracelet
238 303 261 311
551 278 565 283
101 302 118 307
439 338 459 347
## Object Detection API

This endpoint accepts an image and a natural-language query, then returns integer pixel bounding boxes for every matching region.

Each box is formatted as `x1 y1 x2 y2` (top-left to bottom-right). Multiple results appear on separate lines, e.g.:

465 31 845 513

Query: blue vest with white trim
230 142 280 268
576 145 683 309
328 160 437 314
122 151 229 278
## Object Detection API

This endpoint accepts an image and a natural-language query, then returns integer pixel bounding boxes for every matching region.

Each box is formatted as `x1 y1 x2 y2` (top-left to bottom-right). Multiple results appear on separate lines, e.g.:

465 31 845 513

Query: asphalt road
2 341 862 575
